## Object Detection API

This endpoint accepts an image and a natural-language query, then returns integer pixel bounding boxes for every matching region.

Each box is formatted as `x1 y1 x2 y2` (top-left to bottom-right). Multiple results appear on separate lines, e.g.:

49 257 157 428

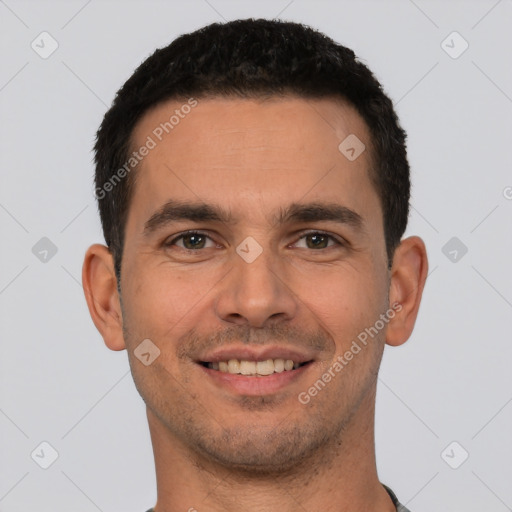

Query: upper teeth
208 359 300 376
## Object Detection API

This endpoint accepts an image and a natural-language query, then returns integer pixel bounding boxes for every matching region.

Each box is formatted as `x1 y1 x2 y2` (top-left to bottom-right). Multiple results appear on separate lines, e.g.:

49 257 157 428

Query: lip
197 345 316 364
195 344 317 396
199 361 314 395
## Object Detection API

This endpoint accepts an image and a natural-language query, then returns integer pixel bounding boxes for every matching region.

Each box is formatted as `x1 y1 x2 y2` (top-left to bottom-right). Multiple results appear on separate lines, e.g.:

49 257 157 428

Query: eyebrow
143 199 364 236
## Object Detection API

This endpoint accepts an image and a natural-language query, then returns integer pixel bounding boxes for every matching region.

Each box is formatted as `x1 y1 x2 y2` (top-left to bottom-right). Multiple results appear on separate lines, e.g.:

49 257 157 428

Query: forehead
133 95 371 165
127 96 380 230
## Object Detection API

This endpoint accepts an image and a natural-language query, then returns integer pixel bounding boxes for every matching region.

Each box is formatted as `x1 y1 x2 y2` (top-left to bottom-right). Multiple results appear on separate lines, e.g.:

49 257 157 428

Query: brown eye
165 231 215 250
306 233 329 249
180 233 207 249
295 232 341 250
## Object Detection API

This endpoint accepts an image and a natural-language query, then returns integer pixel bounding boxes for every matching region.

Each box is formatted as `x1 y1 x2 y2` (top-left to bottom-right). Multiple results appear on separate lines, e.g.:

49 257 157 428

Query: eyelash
164 229 344 251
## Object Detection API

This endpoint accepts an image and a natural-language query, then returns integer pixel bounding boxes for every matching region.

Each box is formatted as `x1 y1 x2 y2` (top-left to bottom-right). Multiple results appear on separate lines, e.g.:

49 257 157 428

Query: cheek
121 261 223 341
296 260 388 352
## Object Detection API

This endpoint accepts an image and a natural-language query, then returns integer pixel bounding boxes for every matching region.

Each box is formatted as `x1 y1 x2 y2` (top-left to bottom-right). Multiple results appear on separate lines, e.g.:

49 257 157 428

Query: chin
191 422 332 477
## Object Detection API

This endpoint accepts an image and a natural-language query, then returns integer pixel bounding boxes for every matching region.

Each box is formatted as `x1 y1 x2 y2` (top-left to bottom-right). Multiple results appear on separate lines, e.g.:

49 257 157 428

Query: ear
82 244 126 351
386 236 428 347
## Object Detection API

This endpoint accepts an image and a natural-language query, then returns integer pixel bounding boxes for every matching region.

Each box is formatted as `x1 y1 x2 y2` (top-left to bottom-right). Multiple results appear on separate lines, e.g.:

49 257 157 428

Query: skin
83 96 428 512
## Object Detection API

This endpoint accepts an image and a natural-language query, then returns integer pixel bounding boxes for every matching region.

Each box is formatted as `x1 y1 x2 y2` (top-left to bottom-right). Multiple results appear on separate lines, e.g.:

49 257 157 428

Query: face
119 96 391 472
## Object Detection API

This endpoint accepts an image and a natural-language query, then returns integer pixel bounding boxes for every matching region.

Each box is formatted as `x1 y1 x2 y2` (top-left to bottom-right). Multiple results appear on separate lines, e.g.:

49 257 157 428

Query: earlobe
386 236 428 347
82 244 126 351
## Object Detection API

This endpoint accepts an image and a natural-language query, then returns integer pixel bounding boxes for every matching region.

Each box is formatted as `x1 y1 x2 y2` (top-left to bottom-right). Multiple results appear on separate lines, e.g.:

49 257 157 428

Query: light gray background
1 0 511 511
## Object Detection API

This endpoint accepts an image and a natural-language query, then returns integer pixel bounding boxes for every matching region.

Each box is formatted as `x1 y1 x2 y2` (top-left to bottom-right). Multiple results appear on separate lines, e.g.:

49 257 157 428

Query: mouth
195 347 317 396
199 358 312 376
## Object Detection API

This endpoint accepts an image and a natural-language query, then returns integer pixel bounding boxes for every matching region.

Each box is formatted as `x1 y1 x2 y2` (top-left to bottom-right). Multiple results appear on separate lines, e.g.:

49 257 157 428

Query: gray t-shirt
144 484 411 511
383 484 412 512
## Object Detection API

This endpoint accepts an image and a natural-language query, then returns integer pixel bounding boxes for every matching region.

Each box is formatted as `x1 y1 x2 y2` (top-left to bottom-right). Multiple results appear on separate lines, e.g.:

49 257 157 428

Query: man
82 18 428 512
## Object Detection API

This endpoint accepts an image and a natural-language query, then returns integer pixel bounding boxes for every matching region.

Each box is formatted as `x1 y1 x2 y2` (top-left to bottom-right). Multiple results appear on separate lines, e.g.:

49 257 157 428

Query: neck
148 389 396 512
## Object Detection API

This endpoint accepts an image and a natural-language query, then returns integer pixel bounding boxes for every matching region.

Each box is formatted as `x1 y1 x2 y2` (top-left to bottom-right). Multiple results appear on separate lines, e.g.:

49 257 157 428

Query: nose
214 242 298 328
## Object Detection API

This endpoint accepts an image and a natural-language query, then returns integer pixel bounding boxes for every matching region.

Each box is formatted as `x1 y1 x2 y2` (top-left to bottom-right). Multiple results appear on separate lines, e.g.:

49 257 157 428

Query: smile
200 358 311 376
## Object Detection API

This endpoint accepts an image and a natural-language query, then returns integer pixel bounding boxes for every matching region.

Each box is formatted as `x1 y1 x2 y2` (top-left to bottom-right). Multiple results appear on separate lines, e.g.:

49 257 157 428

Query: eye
163 230 343 252
293 231 342 250
165 230 217 251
